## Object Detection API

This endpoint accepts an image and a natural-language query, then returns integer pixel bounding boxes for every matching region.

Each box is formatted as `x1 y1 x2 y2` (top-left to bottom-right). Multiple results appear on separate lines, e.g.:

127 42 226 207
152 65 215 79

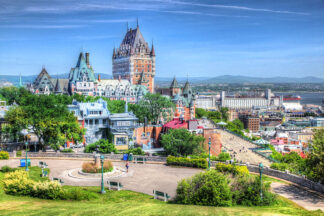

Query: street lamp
259 162 264 200
208 137 211 171
21 129 29 171
100 155 106 194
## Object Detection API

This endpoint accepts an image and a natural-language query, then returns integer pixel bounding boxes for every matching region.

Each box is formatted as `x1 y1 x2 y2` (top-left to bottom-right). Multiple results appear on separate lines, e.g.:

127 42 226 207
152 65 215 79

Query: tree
135 93 175 124
306 129 324 183
4 94 84 151
195 108 208 119
220 107 229 121
84 139 117 154
160 129 205 156
232 119 244 130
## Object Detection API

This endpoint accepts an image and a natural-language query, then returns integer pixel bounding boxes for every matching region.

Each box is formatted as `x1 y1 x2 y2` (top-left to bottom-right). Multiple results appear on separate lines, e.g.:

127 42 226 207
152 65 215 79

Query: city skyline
0 0 324 78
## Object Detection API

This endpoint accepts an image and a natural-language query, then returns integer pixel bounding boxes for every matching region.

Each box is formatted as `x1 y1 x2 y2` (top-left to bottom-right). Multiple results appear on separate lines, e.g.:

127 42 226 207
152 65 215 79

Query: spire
151 41 155 56
170 76 179 88
127 21 129 31
136 17 139 28
18 72 23 88
113 47 116 58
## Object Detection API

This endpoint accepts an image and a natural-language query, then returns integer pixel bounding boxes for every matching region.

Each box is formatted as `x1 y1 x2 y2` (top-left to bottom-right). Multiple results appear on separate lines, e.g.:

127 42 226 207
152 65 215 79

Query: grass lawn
0 167 323 216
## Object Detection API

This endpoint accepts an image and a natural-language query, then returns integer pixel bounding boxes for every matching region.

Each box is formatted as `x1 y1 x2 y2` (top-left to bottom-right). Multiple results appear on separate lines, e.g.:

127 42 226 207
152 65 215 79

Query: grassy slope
0 167 323 216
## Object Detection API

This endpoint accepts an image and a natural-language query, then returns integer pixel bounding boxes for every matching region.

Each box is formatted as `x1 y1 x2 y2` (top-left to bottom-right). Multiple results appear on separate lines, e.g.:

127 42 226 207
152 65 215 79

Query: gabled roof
34 68 51 85
182 81 191 94
69 52 96 83
54 78 62 93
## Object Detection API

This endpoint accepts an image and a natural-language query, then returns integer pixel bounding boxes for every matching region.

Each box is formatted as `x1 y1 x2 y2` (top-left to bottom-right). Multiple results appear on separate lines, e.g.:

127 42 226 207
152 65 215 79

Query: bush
167 156 208 169
215 163 249 176
216 152 231 161
82 160 113 173
84 139 117 154
2 169 96 201
231 175 277 206
16 150 22 157
126 147 145 155
0 151 9 160
270 163 289 171
60 148 74 153
0 165 18 173
176 170 232 206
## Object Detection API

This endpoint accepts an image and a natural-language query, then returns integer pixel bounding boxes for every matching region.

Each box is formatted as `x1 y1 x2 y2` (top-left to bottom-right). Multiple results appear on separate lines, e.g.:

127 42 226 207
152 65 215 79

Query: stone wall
211 161 324 195
22 152 167 162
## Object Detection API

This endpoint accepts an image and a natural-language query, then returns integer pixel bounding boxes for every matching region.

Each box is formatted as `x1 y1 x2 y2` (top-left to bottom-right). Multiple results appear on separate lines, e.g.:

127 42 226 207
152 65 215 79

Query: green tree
195 108 208 118
4 94 84 151
232 119 244 130
160 129 205 156
220 107 229 121
306 129 324 183
84 139 117 154
136 93 175 124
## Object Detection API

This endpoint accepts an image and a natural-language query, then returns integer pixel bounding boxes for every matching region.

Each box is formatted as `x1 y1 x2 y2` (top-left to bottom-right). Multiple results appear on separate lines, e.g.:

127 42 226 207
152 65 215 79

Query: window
95 119 99 125
116 137 127 145
146 132 150 136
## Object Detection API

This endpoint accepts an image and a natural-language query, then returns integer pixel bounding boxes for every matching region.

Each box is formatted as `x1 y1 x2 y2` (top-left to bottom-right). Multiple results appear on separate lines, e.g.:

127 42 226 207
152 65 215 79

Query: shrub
215 163 249 176
82 160 113 173
167 156 208 169
3 170 35 196
0 165 17 173
60 148 74 153
61 187 99 201
84 139 117 154
16 150 22 157
270 163 289 171
216 152 231 162
0 151 9 160
176 170 232 206
126 147 145 155
231 175 277 206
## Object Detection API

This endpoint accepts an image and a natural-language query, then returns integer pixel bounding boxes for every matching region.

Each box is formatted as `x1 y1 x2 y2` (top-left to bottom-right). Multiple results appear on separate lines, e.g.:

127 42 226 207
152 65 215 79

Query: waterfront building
195 94 218 110
310 117 324 127
220 89 281 110
112 24 155 93
282 96 303 111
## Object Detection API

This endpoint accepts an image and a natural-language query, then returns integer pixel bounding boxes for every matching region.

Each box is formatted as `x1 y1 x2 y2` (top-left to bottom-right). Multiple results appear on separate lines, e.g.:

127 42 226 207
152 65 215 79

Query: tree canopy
160 128 205 156
3 93 84 151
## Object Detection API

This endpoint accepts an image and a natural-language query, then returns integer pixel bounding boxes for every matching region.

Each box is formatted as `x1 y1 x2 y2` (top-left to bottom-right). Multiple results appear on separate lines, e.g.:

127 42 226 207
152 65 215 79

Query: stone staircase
216 129 272 166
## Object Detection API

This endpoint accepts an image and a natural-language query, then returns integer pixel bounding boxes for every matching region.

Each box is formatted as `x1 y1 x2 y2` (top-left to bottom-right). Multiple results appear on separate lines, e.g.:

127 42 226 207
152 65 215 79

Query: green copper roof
69 52 96 84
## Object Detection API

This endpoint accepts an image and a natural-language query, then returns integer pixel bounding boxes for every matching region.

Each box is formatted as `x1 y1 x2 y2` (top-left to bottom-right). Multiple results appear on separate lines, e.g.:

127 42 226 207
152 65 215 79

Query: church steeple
151 42 155 57
18 72 23 88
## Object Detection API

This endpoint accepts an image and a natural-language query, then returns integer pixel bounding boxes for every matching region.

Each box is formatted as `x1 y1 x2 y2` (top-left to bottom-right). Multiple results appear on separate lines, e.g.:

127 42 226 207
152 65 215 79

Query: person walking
125 161 129 173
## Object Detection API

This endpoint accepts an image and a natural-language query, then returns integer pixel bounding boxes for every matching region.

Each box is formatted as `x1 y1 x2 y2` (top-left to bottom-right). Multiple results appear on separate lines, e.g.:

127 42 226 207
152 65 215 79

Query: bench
39 161 48 168
135 157 147 164
52 178 64 184
107 181 123 191
153 190 170 202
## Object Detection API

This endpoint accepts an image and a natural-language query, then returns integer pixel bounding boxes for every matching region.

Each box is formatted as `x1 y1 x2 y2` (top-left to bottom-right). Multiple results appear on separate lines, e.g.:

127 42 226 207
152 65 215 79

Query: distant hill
0 74 323 87
155 75 324 84
0 73 112 87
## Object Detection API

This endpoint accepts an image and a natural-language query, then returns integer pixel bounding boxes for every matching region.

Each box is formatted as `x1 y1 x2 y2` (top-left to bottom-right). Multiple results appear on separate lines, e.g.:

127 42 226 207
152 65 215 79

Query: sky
0 0 324 78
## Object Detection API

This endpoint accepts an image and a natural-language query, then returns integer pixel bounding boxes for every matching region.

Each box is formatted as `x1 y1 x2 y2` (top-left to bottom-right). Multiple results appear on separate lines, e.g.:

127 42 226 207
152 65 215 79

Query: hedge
0 151 9 160
167 156 208 169
215 163 249 176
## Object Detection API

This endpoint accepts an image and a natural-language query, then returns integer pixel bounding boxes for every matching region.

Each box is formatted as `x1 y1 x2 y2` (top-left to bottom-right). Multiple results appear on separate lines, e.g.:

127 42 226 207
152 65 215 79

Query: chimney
85 52 90 65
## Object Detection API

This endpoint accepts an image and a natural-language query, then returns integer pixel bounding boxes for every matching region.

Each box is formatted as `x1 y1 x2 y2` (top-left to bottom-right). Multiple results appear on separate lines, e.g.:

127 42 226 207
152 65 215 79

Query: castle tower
112 24 155 93
170 77 180 96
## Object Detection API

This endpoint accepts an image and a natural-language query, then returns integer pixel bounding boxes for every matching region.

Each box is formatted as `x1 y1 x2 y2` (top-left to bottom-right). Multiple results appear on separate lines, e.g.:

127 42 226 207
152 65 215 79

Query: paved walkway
272 182 324 211
1 159 323 211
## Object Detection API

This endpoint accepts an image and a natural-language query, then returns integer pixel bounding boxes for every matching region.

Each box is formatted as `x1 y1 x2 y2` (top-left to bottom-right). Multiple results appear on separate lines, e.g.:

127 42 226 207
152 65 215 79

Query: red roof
283 97 301 101
163 118 188 129
300 152 306 159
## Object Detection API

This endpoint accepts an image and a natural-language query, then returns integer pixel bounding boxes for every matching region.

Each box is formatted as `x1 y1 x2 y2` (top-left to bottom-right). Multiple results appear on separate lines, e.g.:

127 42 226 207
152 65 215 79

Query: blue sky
0 0 323 78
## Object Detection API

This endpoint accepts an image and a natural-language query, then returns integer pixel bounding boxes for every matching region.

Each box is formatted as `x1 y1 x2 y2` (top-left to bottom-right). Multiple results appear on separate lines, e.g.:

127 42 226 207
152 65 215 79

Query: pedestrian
125 161 129 173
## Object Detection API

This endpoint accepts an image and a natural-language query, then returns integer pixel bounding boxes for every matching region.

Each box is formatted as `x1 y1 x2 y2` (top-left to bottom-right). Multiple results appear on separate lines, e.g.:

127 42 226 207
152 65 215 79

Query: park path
271 182 324 211
1 159 323 211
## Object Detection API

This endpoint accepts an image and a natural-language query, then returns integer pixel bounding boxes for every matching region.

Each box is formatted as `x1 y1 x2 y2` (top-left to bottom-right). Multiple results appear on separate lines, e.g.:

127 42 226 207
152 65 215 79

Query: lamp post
100 155 106 194
21 129 29 171
208 137 211 171
259 162 264 200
